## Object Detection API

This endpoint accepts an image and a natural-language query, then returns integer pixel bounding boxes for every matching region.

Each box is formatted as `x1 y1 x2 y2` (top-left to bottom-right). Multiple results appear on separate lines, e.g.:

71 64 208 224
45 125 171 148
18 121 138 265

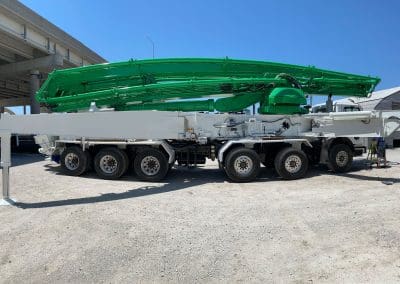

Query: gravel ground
0 150 400 283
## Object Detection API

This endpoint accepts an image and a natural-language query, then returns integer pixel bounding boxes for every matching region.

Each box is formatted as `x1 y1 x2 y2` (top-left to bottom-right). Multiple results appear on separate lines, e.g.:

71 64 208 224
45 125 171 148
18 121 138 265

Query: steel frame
0 110 399 205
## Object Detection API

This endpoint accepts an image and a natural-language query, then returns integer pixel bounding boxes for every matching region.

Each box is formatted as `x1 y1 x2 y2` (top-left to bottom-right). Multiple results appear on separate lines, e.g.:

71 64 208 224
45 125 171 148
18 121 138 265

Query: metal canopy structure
0 0 106 113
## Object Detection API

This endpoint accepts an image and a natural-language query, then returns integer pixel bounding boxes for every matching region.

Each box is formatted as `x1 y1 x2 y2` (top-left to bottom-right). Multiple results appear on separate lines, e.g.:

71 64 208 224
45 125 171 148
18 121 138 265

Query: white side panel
0 111 185 140
1 110 399 141
310 119 384 137
307 111 400 137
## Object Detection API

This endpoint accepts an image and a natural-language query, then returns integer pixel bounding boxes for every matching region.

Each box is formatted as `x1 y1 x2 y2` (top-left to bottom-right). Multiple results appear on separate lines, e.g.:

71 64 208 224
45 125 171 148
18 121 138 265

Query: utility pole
146 36 155 59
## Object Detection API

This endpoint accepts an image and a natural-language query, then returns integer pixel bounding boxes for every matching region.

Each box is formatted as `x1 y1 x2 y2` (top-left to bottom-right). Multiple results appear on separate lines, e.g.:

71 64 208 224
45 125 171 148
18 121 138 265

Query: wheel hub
336 150 349 167
99 155 118 174
141 156 161 176
65 153 79 171
234 155 253 176
284 155 302 173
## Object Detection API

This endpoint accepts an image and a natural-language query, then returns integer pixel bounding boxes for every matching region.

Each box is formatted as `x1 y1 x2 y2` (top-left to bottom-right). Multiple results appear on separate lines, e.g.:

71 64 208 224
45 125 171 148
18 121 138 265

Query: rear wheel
94 148 127 179
84 151 93 172
274 148 308 180
60 146 90 176
120 150 130 175
327 144 353 173
133 148 169 181
224 148 260 182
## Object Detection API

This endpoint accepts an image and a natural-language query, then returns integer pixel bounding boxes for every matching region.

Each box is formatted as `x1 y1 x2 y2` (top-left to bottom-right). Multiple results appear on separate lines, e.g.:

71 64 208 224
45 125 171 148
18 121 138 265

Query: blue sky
19 0 400 108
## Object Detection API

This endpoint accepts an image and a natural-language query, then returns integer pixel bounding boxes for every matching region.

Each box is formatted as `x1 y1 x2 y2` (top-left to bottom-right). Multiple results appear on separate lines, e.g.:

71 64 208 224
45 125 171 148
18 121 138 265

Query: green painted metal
36 58 380 114
260 88 308 114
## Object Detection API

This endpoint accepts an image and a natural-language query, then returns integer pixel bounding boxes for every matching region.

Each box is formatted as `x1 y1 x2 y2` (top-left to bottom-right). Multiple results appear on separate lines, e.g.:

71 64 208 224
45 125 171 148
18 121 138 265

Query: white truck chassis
1 110 399 205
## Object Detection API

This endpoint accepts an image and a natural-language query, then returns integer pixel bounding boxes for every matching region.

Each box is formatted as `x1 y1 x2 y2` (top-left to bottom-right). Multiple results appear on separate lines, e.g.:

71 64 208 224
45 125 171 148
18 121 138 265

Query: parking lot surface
1 150 400 283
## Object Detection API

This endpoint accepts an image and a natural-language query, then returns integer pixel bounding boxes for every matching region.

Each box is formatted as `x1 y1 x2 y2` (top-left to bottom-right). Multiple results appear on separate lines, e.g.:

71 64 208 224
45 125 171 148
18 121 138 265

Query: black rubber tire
120 149 130 175
60 146 89 176
218 160 224 170
133 148 169 182
327 144 353 173
94 148 127 180
84 151 93 172
224 147 260 182
274 148 308 180
168 162 175 173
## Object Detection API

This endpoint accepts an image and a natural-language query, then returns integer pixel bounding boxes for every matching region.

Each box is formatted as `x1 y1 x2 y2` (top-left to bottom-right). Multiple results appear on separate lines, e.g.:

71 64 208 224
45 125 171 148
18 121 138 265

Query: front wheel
327 144 353 173
274 148 308 180
133 148 169 181
224 148 260 182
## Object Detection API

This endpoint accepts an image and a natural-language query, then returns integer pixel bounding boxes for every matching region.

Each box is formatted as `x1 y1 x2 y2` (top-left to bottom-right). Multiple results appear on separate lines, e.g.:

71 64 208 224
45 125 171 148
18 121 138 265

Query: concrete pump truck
1 58 399 191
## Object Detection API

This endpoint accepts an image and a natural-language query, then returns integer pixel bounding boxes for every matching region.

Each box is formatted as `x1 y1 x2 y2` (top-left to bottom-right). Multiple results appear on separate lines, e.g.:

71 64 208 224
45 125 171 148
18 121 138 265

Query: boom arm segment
36 58 380 114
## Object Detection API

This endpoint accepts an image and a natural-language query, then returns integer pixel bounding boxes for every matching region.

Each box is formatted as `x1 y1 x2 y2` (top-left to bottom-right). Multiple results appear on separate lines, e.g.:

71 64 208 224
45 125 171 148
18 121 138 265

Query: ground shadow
43 162 286 182
332 170 400 183
14 157 399 209
307 159 400 182
0 153 45 167
16 183 197 209
15 164 286 209
15 167 279 209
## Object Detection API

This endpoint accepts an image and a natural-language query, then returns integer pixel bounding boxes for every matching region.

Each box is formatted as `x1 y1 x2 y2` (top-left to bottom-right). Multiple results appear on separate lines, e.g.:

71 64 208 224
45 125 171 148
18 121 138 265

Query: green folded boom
36 58 380 114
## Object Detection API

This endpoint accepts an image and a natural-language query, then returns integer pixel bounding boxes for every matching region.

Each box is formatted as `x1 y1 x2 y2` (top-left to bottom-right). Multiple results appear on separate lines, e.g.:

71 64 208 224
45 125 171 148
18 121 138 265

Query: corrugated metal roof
353 86 400 103
315 86 400 111
350 86 400 110
332 97 358 104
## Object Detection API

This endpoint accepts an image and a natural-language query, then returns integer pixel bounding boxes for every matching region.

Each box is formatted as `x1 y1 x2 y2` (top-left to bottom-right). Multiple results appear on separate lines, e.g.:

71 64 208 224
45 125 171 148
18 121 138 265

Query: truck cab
312 99 362 113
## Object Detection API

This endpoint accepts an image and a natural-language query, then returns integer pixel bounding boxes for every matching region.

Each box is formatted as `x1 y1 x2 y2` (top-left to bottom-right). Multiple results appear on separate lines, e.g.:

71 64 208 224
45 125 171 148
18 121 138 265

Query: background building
0 0 106 114
354 87 400 147
353 87 400 111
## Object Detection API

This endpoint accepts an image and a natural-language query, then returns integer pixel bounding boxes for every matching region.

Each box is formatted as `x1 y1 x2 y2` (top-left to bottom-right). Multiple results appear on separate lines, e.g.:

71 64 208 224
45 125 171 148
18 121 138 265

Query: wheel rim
234 155 253 176
284 155 302 173
99 155 118 174
141 155 161 176
336 150 349 167
65 153 80 171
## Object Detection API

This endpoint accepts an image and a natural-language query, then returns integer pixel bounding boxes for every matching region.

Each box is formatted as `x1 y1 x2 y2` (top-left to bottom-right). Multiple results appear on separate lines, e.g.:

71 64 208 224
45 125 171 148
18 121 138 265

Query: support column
326 93 333 113
30 70 41 114
0 132 15 206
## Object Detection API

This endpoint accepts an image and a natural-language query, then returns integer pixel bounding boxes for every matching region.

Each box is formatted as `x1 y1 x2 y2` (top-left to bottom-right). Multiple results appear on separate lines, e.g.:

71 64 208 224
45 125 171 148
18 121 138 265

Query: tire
327 144 353 173
60 146 89 176
120 149 130 175
84 151 93 172
274 148 308 180
133 148 169 181
94 148 127 179
224 147 260 182
218 160 224 170
168 162 175 173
